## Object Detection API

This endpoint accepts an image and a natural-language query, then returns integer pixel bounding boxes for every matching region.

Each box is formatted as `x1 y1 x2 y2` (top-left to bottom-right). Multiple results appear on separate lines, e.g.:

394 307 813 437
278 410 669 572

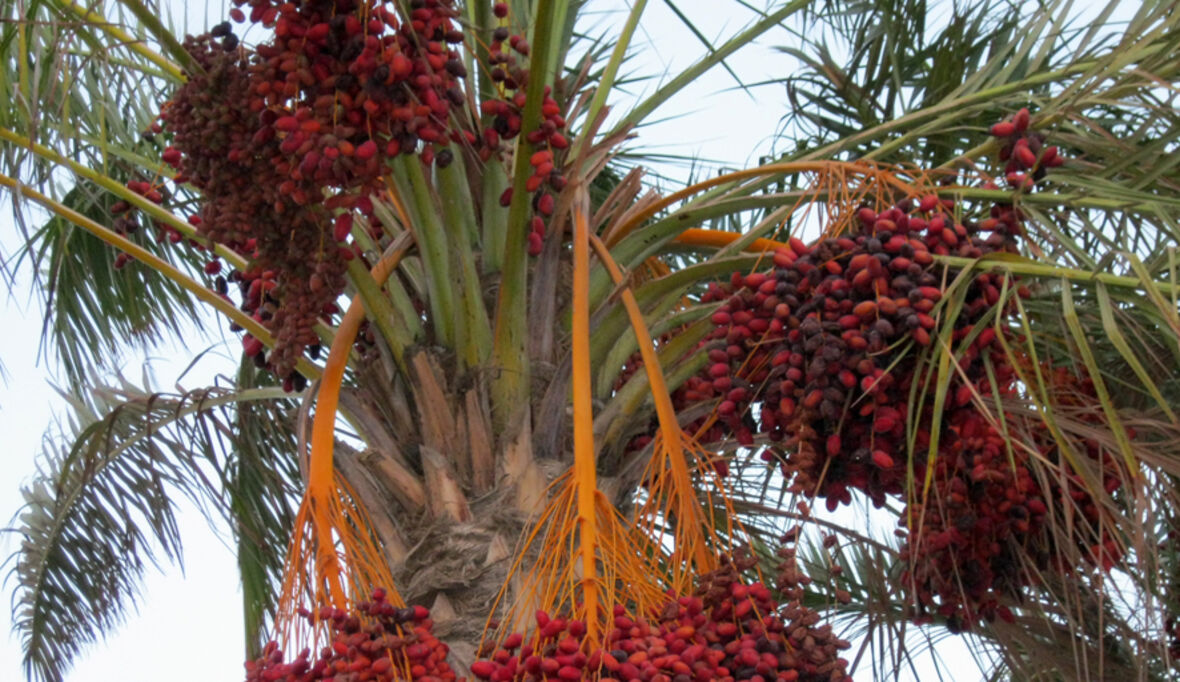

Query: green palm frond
777 0 1029 162
225 360 303 659
0 0 215 386
772 0 1180 168
0 0 180 189
9 373 299 682
12 178 209 387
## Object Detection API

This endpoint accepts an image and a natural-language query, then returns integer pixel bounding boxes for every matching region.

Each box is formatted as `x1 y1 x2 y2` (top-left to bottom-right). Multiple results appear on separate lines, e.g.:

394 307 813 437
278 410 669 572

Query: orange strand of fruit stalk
589 233 732 586
605 160 927 246
276 234 413 643
673 228 787 252
381 174 414 231
477 205 675 650
477 471 574 638
570 190 601 642
479 475 671 649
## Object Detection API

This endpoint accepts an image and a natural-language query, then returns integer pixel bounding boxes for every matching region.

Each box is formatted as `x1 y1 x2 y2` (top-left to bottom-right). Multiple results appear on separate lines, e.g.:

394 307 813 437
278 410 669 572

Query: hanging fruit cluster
157 30 353 383
611 110 1131 629
688 193 1024 509
898 367 1127 630
482 1 570 256
232 0 471 184
989 107 1064 191
106 176 203 270
157 0 473 380
897 409 1037 630
248 555 852 681
470 554 851 681
772 536 855 674
245 588 459 681
140 0 574 384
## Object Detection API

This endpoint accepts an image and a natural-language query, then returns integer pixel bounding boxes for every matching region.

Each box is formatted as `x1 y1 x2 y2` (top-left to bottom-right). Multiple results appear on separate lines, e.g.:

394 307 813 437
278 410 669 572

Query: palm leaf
10 373 298 682
12 179 208 387
225 360 303 659
0 0 218 387
0 0 179 187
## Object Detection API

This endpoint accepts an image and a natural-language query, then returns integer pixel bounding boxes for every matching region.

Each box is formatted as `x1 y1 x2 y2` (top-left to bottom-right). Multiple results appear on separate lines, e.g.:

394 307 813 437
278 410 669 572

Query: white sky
0 1 1139 680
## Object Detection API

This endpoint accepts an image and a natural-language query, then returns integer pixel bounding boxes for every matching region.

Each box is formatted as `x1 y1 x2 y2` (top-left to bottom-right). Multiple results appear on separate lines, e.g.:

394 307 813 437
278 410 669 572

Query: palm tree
4 0 1180 680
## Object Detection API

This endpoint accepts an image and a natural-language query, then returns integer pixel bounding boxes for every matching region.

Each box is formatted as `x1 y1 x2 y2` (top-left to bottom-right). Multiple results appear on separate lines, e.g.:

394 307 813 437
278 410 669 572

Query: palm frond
12 178 207 387
225 360 303 659
0 0 179 192
0 0 226 387
8 374 298 682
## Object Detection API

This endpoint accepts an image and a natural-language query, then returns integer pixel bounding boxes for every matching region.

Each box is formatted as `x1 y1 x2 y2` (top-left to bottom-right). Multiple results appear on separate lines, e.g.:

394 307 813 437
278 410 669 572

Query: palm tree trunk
332 347 563 674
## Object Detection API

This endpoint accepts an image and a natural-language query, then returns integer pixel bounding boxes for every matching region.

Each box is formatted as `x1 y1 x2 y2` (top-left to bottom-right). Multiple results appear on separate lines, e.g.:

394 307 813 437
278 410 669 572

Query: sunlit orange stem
302 236 413 607
588 233 713 572
572 193 601 641
606 160 915 245
673 228 788 252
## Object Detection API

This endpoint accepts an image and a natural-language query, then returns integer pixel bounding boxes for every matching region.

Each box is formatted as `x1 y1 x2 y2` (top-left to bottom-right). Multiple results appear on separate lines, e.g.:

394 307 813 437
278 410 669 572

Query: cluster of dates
246 557 851 681
989 107 1065 190
617 112 1128 628
137 0 569 383
481 2 570 256
246 588 459 681
898 381 1124 629
692 194 1024 508
471 555 850 682
230 0 471 184
158 0 473 379
159 32 347 383
108 178 188 270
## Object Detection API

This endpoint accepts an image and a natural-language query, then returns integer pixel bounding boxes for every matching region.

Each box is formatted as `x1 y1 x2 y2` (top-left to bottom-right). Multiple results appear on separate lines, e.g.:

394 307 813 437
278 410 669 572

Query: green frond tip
54 0 188 81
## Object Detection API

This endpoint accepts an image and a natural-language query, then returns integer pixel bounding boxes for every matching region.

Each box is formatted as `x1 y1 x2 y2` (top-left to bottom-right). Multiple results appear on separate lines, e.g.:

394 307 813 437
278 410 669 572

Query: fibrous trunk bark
331 348 564 674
